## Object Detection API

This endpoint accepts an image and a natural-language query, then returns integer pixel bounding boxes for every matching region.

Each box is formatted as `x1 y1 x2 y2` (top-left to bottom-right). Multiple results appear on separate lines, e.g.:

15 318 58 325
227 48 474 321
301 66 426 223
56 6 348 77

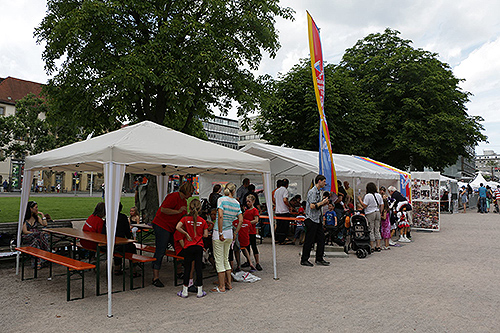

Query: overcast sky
1 0 498 155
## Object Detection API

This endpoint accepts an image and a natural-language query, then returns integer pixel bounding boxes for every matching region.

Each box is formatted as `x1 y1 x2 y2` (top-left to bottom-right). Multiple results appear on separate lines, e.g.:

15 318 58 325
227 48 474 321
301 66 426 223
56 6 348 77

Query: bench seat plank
16 246 95 271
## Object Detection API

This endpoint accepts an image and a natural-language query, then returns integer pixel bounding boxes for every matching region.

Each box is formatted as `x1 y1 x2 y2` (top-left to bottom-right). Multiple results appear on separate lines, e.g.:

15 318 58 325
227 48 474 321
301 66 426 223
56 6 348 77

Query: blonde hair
189 199 202 237
179 182 195 196
224 182 237 196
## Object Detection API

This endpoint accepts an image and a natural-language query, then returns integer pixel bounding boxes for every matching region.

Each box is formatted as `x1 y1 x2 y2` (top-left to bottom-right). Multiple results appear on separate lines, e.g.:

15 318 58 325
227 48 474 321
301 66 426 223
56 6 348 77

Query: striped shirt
216 196 242 232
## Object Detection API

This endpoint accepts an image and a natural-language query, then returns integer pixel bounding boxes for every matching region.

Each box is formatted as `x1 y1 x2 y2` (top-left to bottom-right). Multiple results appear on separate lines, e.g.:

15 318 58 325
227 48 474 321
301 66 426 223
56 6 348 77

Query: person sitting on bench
22 201 50 268
113 202 139 276
81 202 106 250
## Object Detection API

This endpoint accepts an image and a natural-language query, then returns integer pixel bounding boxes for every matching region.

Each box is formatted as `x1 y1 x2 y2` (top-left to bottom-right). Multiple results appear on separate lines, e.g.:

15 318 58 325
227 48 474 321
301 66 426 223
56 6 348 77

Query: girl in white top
357 182 384 252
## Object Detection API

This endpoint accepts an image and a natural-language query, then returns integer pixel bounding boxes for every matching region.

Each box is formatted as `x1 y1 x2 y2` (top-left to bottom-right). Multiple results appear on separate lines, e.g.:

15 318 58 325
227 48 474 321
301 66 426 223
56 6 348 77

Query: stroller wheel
362 249 368 258
356 249 365 259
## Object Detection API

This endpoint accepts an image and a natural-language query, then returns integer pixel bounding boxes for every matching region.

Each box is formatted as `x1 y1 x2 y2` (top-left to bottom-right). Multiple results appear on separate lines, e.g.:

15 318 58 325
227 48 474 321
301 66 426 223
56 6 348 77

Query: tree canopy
0 94 57 161
35 0 294 137
255 28 486 171
254 60 374 153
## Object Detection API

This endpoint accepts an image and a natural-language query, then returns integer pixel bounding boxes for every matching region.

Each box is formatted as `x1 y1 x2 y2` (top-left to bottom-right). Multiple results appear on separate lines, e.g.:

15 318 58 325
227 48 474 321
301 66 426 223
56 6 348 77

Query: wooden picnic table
44 228 135 296
130 223 155 250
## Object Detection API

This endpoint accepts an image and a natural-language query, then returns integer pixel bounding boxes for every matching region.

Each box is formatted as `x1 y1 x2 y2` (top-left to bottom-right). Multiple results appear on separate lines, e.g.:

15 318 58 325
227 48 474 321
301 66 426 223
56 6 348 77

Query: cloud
0 0 48 83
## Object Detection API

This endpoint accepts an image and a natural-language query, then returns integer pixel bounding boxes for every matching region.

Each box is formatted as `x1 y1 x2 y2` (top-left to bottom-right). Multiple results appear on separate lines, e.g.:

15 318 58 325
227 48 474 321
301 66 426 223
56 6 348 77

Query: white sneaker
398 236 405 242
404 236 411 242
389 239 396 246
400 236 410 243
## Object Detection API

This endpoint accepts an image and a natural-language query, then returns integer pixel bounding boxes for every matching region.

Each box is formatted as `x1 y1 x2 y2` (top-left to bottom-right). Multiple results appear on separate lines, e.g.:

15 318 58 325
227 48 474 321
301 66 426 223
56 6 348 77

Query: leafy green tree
0 94 57 161
340 28 486 171
256 29 486 171
35 0 294 137
254 59 375 154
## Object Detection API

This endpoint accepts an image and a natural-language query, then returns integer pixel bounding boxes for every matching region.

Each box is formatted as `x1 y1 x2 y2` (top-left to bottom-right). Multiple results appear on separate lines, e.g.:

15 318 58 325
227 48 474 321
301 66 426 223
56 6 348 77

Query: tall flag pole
307 11 338 193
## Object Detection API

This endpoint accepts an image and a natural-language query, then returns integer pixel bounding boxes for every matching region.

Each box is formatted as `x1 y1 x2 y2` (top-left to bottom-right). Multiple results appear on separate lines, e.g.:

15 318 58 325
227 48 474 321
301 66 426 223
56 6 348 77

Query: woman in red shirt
151 182 194 288
81 202 106 250
175 199 208 298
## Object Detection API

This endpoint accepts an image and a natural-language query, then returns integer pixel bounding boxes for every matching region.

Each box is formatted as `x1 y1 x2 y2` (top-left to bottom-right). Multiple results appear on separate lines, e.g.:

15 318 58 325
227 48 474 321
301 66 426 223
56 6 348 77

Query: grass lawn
0 196 136 223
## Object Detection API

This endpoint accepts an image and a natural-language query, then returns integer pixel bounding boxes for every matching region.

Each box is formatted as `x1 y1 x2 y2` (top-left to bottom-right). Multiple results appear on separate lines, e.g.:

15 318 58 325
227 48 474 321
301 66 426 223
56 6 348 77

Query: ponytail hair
224 182 237 196
189 199 202 237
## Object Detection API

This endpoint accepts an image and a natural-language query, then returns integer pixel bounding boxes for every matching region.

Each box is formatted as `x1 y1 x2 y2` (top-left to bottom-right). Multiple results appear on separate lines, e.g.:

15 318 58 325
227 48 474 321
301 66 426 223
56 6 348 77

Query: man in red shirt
151 182 195 288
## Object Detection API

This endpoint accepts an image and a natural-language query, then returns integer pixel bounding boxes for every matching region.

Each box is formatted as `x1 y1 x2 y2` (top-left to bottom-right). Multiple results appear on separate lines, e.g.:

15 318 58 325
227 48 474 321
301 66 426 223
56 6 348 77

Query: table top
130 223 153 229
259 215 305 221
44 228 135 245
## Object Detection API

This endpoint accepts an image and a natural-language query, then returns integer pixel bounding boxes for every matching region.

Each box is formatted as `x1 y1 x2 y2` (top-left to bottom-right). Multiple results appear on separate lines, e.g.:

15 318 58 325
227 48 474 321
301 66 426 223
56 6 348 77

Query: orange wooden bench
77 242 154 291
113 252 155 289
134 243 186 286
16 246 95 301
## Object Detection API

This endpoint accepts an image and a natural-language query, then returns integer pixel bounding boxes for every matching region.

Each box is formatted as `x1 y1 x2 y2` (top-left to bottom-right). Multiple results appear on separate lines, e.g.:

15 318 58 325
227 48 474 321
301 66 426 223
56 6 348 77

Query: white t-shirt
363 193 383 215
274 186 289 214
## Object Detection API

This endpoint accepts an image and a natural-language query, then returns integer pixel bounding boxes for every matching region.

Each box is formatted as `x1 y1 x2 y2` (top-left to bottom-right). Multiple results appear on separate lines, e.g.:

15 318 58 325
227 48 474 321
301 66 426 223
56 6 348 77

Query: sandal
374 247 382 252
177 291 188 298
210 286 226 293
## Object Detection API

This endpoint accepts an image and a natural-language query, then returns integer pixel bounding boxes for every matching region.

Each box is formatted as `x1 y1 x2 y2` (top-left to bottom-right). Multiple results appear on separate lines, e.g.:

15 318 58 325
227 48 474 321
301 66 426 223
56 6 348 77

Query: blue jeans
479 197 487 213
152 224 173 270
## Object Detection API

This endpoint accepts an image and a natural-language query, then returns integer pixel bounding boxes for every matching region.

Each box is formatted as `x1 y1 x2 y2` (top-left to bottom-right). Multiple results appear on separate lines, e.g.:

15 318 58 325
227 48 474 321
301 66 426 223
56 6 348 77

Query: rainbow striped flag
307 11 337 193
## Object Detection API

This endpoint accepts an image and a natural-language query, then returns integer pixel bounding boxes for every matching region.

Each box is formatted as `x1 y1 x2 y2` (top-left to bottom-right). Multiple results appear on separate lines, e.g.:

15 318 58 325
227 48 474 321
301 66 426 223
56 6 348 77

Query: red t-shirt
233 219 251 248
152 192 187 233
178 216 208 249
243 207 259 235
173 230 184 255
81 214 104 249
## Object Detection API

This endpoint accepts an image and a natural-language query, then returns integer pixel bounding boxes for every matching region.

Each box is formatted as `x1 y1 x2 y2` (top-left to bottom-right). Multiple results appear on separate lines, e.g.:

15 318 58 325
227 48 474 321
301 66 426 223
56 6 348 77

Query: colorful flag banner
355 156 412 200
307 11 337 193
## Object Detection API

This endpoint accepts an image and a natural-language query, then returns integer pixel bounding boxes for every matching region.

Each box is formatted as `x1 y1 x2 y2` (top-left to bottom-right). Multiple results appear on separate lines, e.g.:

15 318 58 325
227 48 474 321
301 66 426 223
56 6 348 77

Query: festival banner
355 156 412 200
307 11 337 193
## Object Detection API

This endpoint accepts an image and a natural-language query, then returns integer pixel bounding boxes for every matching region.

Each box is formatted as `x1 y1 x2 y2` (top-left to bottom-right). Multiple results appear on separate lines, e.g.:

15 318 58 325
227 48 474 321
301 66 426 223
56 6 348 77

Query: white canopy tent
200 142 406 200
16 121 277 317
469 172 488 189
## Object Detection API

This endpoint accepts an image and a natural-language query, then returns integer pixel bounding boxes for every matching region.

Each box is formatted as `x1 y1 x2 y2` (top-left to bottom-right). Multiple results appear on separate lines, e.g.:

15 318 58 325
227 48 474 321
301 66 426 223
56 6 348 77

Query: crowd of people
267 175 414 267
151 179 263 297
475 183 500 214
21 174 416 296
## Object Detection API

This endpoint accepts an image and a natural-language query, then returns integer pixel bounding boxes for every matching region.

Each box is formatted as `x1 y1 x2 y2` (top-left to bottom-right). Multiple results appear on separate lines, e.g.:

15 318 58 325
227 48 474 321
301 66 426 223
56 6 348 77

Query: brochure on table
411 171 440 231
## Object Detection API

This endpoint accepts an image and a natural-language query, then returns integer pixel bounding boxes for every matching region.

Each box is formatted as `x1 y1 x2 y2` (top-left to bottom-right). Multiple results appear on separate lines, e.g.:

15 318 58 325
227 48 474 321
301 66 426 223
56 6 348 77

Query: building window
0 106 4 115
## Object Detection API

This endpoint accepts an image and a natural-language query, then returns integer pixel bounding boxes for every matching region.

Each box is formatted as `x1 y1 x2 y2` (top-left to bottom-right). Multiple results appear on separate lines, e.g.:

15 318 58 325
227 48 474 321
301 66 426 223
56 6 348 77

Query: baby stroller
344 211 371 258
325 210 347 246
324 223 345 246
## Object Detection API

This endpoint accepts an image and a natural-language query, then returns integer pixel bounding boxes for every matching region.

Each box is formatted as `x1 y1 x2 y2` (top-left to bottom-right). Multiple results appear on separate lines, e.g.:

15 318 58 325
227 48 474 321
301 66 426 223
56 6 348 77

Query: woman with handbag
357 182 384 252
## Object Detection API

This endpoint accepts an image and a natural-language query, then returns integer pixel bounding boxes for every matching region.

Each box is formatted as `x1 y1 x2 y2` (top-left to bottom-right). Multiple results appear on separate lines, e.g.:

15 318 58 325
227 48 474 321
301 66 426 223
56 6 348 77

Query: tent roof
469 171 488 189
240 142 403 180
25 121 271 175
440 175 458 183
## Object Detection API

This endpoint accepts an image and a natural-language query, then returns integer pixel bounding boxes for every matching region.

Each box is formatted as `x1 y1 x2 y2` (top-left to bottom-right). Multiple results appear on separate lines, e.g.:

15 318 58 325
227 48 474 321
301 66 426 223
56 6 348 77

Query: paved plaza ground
1 210 499 332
